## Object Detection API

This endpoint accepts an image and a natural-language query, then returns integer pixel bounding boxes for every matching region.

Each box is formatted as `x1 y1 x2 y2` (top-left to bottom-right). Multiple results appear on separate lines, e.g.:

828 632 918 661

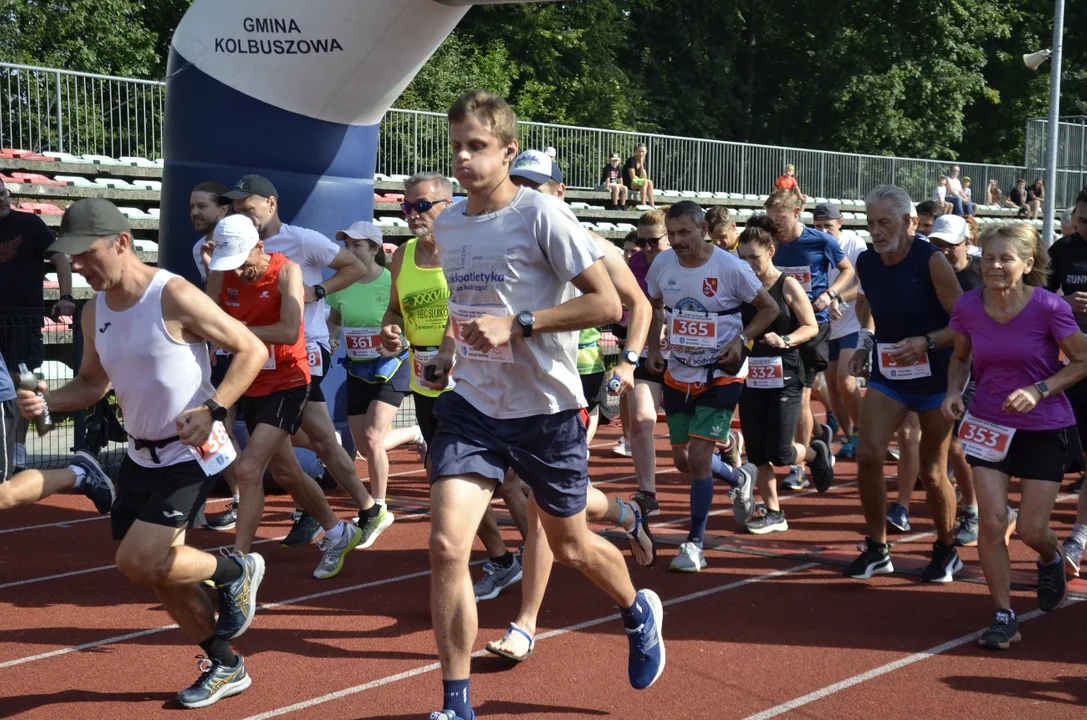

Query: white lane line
742 599 1083 720
0 560 485 670
240 561 821 720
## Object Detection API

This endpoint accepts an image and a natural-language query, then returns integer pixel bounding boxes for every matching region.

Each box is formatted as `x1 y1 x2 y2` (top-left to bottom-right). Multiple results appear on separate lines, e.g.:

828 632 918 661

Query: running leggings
739 383 803 467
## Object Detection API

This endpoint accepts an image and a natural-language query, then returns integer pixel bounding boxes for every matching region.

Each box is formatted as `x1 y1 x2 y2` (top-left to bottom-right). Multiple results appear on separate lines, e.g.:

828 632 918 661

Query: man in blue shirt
0 349 114 513
764 189 855 489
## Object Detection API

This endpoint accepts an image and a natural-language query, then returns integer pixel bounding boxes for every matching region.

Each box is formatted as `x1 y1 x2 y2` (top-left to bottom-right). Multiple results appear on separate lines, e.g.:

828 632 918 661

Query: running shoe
207 502 238 531
953 509 979 547
977 610 1021 650
886 502 911 533
920 540 962 583
415 437 429 464
622 501 655 567
612 437 633 457
843 537 893 579
69 450 115 515
809 439 835 493
836 433 859 461
817 423 834 459
732 463 757 526
473 556 523 601
177 655 251 709
1063 535 1084 579
353 504 395 550
669 541 706 572
746 506 788 534
631 490 660 518
625 589 666 690
1067 473 1085 494
825 412 839 441
430 711 473 720
779 465 809 492
312 523 362 580
1038 550 1068 612
282 511 323 548
214 552 265 640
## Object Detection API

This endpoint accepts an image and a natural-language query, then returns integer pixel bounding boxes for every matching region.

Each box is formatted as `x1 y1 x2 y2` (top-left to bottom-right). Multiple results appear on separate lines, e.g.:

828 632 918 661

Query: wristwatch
313 284 327 301
1035 381 1050 399
517 311 535 338
204 399 228 423
923 334 936 350
58 293 75 303
620 350 640 367
826 290 839 301
782 335 792 348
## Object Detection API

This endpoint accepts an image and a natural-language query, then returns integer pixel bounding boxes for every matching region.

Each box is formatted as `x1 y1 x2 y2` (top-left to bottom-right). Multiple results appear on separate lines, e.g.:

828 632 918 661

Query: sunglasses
401 199 451 215
636 234 666 248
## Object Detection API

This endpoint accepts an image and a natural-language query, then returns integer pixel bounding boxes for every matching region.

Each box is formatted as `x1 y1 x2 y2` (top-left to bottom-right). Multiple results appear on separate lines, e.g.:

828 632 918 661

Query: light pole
1024 0 1065 244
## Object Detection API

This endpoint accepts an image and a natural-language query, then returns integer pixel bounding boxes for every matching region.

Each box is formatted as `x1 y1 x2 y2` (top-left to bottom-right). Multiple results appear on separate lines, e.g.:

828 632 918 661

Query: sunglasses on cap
401 199 451 215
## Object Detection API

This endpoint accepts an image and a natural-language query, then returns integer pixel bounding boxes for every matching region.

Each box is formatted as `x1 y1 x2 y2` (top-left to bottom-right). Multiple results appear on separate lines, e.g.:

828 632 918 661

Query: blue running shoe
779 465 809 492
836 433 859 461
430 711 473 720
626 589 666 690
214 552 265 640
825 412 839 440
887 502 911 533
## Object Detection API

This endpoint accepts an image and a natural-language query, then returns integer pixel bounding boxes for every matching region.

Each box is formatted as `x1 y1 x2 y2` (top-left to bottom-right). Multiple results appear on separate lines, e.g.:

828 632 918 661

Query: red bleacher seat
382 242 398 256
0 174 17 183
381 193 404 203
11 172 65 186
2 148 33 157
374 193 386 203
21 154 55 162
19 201 64 215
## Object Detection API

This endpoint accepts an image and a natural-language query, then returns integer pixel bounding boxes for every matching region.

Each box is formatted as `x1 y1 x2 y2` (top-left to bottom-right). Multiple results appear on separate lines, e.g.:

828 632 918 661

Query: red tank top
220 252 310 397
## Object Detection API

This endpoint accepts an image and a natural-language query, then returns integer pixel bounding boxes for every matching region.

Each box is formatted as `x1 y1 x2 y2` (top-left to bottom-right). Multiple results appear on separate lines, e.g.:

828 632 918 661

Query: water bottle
17 363 55 436
607 375 622 394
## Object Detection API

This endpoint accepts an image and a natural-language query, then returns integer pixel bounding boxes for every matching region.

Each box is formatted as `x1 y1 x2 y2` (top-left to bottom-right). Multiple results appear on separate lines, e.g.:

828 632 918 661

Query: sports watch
924 334 936 351
1035 381 1050 399
204 398 228 423
517 311 535 338
620 350 640 366
313 284 327 300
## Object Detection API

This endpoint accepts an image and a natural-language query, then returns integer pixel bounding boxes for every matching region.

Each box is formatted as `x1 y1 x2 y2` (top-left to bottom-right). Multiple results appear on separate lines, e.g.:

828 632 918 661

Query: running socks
210 554 244 586
199 636 237 668
688 477 714 548
621 593 650 630
324 521 347 541
69 464 87 489
359 503 381 521
1070 523 1087 547
492 551 515 569
442 679 472 720
710 454 740 487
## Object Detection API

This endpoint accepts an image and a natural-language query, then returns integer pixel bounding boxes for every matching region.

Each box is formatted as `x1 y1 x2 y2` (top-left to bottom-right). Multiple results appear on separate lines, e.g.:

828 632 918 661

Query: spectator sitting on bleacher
624 143 655 207
915 199 945 237
775 163 808 204
931 178 955 216
600 153 628 210
986 178 1002 206
190 180 232 285
1028 179 1045 220
0 185 76 471
962 177 974 209
1006 178 1033 218
706 206 738 253
944 165 974 216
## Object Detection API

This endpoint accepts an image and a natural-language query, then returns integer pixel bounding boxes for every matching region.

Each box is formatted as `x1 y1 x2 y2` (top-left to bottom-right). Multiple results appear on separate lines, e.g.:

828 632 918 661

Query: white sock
69 465 87 489
412 425 423 445
375 498 386 507
232 493 240 504
324 521 346 540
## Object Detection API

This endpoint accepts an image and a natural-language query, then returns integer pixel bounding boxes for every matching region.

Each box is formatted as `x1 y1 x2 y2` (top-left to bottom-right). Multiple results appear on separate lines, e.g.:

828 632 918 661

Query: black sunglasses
401 199 451 214
636 234 666 248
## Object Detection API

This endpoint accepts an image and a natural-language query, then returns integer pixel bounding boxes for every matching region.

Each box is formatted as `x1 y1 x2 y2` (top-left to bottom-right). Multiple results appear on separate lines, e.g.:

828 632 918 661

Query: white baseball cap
927 214 969 245
510 150 564 185
209 214 260 271
335 220 383 244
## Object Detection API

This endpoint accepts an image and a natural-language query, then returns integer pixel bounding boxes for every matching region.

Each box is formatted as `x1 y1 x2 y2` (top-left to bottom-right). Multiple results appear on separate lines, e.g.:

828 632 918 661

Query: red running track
1 422 1085 719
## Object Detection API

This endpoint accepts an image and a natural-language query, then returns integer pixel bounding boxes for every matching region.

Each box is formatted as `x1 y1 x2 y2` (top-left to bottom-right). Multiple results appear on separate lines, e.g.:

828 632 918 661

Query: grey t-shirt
435 187 603 419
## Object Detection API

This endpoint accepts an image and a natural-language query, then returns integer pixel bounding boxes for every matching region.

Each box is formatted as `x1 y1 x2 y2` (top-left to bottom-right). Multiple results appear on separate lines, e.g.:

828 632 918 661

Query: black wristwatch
923 334 936 350
313 284 327 301
1035 381 1050 399
517 311 535 338
204 399 228 423
782 335 793 347
58 293 75 303
620 350 640 367
825 290 838 301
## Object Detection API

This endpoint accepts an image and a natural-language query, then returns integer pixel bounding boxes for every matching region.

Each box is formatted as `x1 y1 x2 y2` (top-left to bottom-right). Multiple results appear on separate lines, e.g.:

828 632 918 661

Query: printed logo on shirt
260 290 270 299
0 234 23 263
702 278 718 297
98 323 111 333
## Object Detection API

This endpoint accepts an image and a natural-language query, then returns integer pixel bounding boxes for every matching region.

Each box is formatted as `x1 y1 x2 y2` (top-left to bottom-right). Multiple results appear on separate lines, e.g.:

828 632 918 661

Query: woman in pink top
944 223 1087 650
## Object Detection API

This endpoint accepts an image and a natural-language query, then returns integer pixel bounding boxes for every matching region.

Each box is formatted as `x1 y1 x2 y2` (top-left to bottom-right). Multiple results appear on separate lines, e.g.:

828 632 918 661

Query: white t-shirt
434 188 602 419
262 223 340 349
192 237 208 282
646 246 761 385
946 176 964 197
829 230 868 340
932 185 947 202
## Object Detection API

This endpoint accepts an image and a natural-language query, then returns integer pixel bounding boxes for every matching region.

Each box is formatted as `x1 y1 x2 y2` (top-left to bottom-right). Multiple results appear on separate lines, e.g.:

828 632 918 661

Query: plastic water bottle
17 363 55 436
607 375 622 394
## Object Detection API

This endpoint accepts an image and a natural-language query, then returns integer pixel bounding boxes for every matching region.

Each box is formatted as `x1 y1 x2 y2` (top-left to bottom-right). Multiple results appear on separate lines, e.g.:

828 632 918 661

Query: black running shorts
239 385 309 436
111 457 219 540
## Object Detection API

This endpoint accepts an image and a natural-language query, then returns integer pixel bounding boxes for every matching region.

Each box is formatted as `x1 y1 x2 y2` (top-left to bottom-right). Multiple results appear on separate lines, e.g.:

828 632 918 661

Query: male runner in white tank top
17 199 269 710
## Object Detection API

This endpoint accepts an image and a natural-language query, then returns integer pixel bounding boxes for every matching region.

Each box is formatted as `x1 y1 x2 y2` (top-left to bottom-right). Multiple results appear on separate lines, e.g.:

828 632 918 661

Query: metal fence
1025 116 1087 210
1 61 1056 206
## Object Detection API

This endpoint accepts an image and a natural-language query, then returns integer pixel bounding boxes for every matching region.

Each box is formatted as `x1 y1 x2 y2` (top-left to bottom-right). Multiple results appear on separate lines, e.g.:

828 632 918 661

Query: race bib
261 345 276 371
670 311 718 349
412 348 454 390
877 343 931 380
780 265 813 293
345 328 381 360
958 413 1016 462
449 303 514 364
746 356 784 389
188 421 238 476
306 341 324 377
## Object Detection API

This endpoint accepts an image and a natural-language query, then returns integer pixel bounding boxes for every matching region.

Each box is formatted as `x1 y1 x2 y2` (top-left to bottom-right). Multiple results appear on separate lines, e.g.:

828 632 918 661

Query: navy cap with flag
222 174 279 200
